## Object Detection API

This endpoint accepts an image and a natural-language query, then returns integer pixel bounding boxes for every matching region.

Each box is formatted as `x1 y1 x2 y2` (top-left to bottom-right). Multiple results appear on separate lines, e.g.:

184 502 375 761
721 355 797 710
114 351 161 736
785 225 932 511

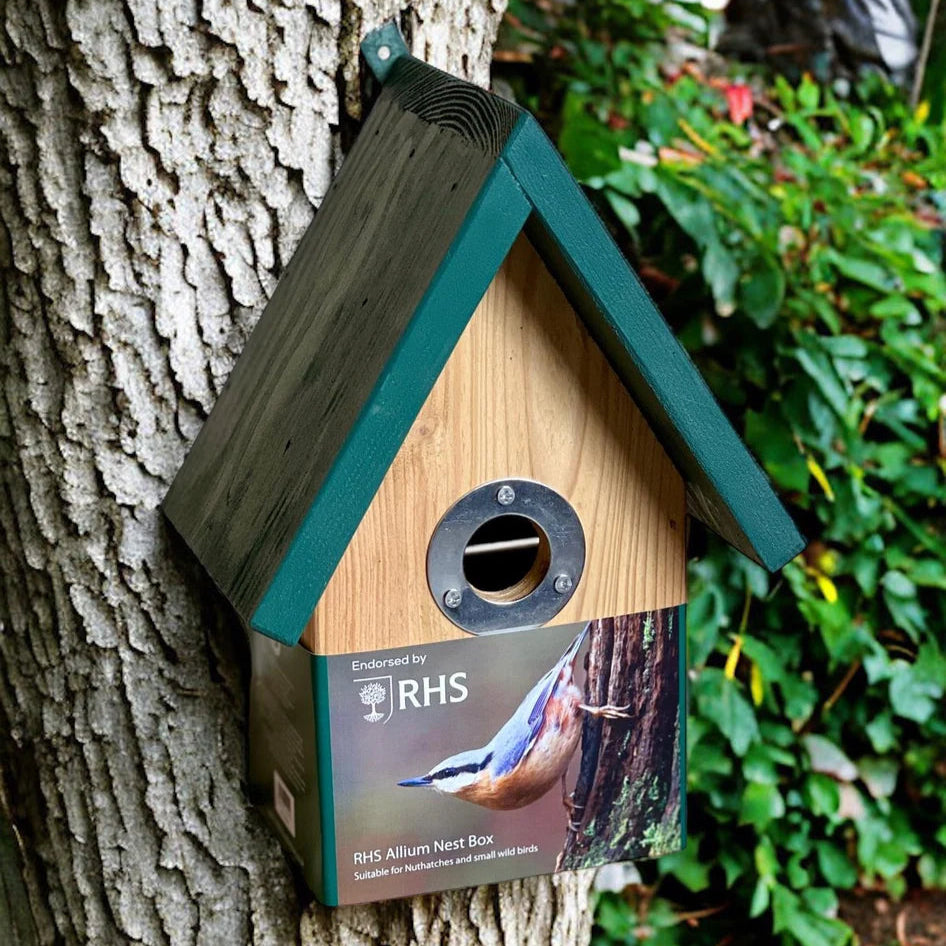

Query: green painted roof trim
501 116 805 573
312 657 338 905
251 154 532 644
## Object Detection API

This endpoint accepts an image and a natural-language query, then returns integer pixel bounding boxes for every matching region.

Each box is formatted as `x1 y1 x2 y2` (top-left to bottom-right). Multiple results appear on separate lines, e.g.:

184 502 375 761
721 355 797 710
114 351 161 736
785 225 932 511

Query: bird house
163 23 804 907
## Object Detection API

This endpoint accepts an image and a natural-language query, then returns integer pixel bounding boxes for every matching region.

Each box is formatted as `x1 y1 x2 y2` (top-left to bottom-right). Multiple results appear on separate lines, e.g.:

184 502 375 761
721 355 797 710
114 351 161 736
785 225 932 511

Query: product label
320 607 685 904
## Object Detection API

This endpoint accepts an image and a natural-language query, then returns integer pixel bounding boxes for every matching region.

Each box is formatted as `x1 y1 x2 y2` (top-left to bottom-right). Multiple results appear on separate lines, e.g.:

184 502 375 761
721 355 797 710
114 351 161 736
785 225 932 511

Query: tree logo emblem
360 681 386 721
353 675 394 724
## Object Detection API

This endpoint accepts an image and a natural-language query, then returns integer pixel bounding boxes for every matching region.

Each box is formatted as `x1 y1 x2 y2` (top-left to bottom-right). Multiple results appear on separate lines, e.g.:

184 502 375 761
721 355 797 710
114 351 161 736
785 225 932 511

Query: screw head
496 485 516 506
443 588 463 609
553 574 573 595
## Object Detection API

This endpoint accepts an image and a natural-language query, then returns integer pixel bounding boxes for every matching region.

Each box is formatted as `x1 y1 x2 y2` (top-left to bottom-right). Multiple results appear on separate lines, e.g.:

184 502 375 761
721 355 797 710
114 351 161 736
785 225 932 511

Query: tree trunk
559 612 681 870
0 1 596 943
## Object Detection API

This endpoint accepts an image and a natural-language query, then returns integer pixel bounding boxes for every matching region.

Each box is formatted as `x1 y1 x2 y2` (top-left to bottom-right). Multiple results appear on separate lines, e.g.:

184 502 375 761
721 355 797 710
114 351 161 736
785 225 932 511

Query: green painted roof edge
502 116 806 572
312 657 338 905
251 150 532 645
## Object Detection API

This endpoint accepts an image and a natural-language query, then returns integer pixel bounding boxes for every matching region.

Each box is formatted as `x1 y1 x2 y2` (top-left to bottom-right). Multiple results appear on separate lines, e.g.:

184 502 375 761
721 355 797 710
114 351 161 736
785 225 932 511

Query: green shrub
501 3 946 943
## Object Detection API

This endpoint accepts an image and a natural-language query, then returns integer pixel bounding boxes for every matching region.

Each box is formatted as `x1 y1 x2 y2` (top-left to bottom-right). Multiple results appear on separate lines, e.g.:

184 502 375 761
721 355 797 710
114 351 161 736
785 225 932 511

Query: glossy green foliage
501 3 946 944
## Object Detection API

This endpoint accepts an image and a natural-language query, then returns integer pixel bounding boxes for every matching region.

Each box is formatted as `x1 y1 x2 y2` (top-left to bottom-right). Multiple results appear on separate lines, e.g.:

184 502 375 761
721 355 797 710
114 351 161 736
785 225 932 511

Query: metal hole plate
426 479 585 634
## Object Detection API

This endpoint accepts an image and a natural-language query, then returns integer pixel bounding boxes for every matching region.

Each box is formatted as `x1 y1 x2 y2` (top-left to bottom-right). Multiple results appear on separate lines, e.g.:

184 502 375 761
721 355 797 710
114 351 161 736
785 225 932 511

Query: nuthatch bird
397 624 629 810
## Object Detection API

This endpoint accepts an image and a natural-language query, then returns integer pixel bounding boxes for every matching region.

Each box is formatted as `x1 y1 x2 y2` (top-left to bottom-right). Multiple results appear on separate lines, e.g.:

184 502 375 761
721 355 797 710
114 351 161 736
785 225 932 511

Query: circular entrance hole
462 515 551 603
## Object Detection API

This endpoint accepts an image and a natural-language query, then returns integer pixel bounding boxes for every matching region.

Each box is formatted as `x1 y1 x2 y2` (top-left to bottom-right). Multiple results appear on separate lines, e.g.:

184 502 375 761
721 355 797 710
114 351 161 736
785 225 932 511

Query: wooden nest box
164 23 804 907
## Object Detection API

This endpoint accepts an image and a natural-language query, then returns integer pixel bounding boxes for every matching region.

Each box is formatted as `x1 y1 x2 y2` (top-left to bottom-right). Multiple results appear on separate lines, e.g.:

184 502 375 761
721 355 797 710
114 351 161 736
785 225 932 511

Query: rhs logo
353 672 469 724
355 676 393 724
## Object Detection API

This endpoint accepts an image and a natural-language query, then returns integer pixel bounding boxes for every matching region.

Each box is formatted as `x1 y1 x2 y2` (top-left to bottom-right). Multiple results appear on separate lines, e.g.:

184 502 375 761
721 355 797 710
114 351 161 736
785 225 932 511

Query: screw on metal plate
553 574 573 595
443 589 463 609
496 485 516 506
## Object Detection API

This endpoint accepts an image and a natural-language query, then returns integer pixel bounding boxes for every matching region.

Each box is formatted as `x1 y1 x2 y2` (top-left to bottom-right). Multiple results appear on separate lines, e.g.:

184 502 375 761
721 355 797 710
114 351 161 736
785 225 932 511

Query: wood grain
163 84 513 623
302 234 686 655
387 56 522 157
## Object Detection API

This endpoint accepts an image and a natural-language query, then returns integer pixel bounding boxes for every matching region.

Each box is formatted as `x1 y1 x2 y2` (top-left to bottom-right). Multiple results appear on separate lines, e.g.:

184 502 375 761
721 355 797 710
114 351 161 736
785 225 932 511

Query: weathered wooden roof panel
163 78 520 624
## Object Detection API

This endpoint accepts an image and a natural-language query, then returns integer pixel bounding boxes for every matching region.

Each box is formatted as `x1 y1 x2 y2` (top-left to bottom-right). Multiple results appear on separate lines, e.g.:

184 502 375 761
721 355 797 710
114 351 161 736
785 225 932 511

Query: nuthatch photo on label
397 624 629 810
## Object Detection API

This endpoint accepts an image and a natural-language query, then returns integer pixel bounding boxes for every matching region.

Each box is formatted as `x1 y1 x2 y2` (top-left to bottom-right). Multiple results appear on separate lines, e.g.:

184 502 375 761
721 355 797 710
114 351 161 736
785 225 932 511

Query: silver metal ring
426 479 585 634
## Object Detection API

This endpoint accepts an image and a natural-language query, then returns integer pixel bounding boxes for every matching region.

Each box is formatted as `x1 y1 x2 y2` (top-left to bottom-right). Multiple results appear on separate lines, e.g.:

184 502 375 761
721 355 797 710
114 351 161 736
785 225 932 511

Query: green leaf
605 190 641 230
872 839 912 878
749 878 770 918
803 886 840 917
786 852 810 889
858 757 899 799
742 743 783 785
595 894 634 940
881 570 917 598
739 782 786 829
772 885 852 946
797 75 821 110
703 241 740 316
849 111 876 153
918 853 946 888
755 835 779 881
889 661 943 723
803 735 858 781
865 714 898 754
805 773 841 819
739 257 786 328
825 250 893 291
816 842 858 888
869 294 921 320
744 411 808 492
658 844 713 892
912 558 946 589
795 336 850 419
696 669 760 756
718 847 747 887
819 335 868 359
558 92 621 179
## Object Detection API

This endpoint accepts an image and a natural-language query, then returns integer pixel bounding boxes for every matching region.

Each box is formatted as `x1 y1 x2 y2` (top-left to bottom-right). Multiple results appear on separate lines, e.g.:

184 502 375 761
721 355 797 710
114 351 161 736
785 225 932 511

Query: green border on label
312 657 339 905
677 603 688 850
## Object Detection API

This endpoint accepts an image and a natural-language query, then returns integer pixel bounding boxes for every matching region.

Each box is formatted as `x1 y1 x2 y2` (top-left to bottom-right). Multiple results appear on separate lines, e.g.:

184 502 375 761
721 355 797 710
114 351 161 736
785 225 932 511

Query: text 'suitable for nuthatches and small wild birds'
162 22 805 906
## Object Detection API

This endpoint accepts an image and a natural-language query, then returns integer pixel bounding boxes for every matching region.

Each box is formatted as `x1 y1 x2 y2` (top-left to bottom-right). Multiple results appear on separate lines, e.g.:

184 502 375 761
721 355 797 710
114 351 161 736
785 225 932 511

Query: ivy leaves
504 1 946 942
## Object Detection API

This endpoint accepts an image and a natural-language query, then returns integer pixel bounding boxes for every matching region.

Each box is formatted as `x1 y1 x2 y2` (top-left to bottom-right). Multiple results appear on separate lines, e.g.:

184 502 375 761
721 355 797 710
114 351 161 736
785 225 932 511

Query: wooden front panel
301 234 686 655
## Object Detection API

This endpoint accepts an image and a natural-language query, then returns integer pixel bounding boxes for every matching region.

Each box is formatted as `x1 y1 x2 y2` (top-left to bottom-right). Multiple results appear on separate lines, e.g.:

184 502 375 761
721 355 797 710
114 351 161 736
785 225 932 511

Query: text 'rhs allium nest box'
162 23 805 907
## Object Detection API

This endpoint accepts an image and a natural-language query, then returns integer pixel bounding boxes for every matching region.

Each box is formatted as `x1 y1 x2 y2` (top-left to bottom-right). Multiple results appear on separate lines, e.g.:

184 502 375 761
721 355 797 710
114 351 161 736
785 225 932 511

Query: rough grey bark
0 1 596 943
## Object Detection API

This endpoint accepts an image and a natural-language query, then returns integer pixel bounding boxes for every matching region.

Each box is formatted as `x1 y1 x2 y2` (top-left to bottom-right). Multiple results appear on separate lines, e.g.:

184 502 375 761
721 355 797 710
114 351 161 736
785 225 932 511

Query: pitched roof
163 24 804 646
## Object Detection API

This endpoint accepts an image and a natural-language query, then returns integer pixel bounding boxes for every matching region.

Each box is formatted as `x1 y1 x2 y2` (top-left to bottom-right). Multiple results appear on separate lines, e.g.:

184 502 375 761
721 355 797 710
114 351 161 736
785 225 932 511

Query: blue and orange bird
397 624 629 810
